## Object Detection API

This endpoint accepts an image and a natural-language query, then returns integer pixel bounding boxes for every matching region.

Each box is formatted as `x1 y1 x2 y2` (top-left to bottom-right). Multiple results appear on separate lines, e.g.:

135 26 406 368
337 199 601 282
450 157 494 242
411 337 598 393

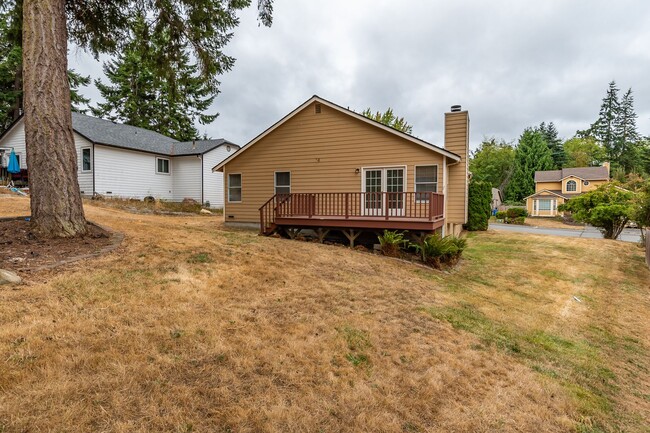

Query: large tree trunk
22 0 87 237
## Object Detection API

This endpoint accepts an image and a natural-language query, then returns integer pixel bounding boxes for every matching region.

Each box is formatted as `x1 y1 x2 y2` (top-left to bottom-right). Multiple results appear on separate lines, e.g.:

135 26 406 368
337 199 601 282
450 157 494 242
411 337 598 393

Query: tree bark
23 0 87 237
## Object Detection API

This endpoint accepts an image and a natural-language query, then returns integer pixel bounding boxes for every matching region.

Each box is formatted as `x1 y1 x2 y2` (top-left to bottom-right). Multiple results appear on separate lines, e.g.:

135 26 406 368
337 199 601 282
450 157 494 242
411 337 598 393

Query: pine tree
15 0 273 237
537 121 565 168
91 14 217 141
615 88 641 173
505 128 554 202
589 81 620 163
0 0 90 132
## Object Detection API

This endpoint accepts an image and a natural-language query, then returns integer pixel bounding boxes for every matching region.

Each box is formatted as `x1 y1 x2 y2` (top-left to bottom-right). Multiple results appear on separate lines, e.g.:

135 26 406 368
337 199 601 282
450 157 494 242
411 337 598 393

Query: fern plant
411 234 466 268
377 230 407 257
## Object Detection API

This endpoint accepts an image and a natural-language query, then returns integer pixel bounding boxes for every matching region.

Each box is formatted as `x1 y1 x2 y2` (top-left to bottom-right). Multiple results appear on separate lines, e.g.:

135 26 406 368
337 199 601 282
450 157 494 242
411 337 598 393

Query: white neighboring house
0 113 239 208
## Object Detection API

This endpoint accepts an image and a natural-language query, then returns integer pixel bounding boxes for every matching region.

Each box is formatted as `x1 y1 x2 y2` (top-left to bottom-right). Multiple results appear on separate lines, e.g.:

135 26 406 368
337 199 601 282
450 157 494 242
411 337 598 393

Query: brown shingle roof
534 166 609 182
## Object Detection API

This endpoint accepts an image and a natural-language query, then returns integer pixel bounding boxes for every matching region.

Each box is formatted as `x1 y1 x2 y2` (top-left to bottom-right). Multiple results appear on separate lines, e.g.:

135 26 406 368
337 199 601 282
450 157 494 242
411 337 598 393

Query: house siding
1 119 93 195
444 111 469 230
94 145 173 199
172 156 201 202
202 145 234 208
222 102 446 224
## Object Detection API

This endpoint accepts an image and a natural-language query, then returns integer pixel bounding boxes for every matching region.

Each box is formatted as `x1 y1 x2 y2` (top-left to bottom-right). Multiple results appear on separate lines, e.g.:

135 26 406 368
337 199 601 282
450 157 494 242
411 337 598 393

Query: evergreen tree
0 0 90 132
505 128 554 202
589 81 620 164
91 14 217 141
465 179 492 231
615 88 641 173
11 0 273 237
361 107 413 134
537 121 564 168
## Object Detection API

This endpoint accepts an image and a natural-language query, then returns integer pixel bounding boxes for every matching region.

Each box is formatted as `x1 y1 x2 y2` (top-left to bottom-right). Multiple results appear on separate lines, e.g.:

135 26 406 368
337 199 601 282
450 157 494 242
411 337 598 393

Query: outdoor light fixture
355 168 360 174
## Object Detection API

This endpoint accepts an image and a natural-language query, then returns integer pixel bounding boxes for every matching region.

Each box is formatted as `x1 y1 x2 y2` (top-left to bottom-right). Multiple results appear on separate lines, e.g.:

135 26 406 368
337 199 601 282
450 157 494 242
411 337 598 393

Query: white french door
362 167 405 216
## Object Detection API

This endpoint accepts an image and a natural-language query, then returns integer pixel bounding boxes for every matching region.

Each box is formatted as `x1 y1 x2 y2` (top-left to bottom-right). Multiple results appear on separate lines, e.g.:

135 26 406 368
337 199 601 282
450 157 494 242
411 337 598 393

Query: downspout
200 153 204 205
92 142 96 196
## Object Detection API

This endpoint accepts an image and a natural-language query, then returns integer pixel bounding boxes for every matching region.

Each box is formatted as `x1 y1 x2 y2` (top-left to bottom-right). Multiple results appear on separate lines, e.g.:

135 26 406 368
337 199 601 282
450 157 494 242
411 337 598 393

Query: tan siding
444 111 469 225
536 182 561 192
223 103 445 223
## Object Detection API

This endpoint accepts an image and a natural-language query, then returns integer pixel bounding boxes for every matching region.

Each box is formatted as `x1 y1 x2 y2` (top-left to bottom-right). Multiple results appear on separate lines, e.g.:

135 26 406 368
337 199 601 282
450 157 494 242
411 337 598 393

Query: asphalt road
489 223 642 243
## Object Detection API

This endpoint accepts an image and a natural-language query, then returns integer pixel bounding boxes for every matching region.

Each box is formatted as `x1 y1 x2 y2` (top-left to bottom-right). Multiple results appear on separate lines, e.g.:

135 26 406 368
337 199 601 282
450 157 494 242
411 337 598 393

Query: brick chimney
444 105 470 236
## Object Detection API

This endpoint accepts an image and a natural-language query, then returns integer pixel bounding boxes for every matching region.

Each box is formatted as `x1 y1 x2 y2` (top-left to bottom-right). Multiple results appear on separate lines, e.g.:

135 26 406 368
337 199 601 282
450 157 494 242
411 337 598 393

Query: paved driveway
489 223 642 243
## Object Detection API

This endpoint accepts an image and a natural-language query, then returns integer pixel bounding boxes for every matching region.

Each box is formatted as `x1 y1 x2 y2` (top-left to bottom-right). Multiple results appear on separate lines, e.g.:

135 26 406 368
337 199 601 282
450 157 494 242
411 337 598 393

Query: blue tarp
7 149 20 174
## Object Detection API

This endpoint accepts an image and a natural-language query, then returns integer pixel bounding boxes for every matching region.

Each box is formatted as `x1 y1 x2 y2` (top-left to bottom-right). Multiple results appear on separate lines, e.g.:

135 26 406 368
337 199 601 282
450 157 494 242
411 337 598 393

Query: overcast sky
68 0 650 151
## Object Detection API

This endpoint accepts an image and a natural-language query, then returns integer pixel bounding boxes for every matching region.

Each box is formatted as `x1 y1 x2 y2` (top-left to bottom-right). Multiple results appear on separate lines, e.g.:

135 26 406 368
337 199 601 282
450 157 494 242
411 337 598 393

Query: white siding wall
1 119 27 169
94 145 173 200
75 135 93 195
172 156 201 201
202 145 235 208
1 119 93 195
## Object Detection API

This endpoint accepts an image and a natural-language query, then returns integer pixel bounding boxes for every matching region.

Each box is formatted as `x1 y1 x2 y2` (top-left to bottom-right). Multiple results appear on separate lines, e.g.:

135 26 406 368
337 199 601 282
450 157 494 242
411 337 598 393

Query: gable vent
315 103 322 114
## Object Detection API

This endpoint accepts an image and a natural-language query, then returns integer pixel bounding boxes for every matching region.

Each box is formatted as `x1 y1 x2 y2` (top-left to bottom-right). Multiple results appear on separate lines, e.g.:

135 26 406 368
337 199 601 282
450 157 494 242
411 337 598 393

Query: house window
81 147 91 172
566 180 577 192
156 157 170 174
538 199 552 211
275 171 291 195
228 173 242 202
415 165 438 201
15 153 20 168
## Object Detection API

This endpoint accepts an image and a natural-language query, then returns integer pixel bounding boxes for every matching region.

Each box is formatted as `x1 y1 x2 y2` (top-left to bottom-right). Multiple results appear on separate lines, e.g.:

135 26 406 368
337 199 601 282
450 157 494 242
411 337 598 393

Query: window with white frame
156 157 170 174
275 171 291 195
415 165 438 201
228 173 242 202
538 199 552 211
566 180 577 192
81 147 92 171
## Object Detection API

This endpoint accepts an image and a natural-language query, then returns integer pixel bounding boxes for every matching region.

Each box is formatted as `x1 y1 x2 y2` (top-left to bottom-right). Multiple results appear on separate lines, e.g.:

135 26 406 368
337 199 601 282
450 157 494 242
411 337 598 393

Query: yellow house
525 164 610 217
213 95 470 242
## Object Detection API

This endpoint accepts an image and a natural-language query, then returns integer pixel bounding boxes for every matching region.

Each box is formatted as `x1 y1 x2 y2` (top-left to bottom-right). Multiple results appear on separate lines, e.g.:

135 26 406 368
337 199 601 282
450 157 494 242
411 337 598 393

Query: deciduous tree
468 137 515 191
16 0 273 237
562 137 606 168
559 183 633 240
361 107 413 134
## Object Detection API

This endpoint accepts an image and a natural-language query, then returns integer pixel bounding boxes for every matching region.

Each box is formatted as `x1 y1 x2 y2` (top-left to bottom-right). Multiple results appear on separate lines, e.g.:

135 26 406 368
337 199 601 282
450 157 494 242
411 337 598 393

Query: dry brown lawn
525 217 585 230
1 194 649 433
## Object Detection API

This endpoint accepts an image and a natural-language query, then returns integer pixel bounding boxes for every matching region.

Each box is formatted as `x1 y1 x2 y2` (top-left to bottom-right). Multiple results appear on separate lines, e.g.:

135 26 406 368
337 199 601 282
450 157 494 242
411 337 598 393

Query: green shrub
506 207 528 218
465 179 492 231
377 230 407 257
510 216 526 225
495 211 507 220
411 234 466 268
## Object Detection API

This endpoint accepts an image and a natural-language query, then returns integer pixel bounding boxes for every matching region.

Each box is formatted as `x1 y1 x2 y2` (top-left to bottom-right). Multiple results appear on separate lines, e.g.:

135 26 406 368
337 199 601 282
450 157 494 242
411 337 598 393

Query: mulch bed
0 218 118 273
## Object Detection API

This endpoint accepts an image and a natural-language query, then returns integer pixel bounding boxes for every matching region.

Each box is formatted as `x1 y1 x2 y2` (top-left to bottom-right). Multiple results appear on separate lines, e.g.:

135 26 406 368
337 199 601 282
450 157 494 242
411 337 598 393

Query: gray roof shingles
71 113 235 156
534 166 609 182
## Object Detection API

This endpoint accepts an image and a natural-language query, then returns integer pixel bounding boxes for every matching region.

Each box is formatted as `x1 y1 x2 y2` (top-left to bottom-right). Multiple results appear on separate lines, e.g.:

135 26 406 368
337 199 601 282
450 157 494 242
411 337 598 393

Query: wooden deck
259 192 445 239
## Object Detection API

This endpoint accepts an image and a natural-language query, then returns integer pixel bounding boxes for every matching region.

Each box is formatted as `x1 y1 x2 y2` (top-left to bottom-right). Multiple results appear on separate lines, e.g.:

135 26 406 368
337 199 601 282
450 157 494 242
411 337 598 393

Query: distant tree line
470 81 650 202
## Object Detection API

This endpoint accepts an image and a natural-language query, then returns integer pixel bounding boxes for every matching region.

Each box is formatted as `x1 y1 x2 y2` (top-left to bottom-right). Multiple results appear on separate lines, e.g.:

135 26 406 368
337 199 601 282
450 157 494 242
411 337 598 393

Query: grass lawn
1 195 649 432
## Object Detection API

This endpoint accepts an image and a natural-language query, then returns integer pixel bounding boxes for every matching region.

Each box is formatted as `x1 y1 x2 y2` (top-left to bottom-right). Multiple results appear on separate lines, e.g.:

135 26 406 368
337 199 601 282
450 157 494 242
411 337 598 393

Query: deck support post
285 227 302 240
341 228 361 248
315 228 330 243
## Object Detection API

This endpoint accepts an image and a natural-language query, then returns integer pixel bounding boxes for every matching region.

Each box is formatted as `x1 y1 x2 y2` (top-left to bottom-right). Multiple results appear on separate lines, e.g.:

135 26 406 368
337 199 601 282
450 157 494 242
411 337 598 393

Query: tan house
525 164 610 217
213 96 470 243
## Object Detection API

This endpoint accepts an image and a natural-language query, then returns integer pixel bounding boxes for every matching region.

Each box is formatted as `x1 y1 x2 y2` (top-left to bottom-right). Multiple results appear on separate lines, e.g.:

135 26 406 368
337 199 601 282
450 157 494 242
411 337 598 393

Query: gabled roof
213 95 461 172
0 113 238 156
535 166 609 182
524 189 573 200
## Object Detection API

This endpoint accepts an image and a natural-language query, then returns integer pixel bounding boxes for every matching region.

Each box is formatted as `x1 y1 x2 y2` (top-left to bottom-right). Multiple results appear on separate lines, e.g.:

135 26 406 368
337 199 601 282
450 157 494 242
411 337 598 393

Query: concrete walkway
489 223 642 243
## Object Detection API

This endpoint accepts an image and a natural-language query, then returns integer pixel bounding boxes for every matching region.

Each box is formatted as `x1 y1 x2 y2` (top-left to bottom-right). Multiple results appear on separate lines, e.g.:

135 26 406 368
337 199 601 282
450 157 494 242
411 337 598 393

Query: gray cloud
69 0 650 150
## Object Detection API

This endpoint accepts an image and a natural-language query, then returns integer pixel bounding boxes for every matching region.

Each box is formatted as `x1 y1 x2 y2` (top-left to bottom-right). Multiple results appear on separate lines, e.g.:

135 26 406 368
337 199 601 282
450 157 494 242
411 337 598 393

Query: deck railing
259 192 444 234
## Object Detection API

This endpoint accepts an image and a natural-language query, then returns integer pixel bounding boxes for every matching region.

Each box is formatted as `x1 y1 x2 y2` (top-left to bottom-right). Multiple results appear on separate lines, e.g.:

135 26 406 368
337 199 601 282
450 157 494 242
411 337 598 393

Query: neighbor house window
81 147 91 172
275 171 291 195
415 165 438 200
566 180 577 192
156 157 170 174
538 199 552 211
228 173 242 202
15 154 20 168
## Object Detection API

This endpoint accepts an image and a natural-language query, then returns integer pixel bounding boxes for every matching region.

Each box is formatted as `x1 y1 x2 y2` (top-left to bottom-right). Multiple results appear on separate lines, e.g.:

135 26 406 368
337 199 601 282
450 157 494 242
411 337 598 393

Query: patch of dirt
0 218 114 272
